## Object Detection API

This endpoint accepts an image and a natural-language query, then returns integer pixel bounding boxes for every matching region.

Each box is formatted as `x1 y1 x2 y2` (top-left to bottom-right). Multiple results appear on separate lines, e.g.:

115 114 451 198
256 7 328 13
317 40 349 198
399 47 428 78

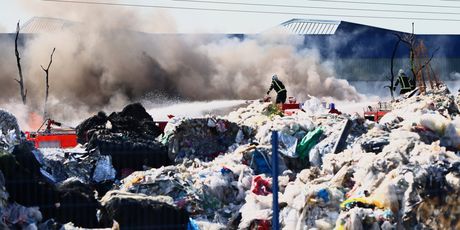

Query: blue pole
271 131 279 230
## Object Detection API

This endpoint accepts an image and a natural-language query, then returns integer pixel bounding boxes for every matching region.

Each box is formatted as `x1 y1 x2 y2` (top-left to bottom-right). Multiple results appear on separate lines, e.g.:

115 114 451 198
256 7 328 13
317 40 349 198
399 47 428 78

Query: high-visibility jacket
395 73 413 90
267 79 286 94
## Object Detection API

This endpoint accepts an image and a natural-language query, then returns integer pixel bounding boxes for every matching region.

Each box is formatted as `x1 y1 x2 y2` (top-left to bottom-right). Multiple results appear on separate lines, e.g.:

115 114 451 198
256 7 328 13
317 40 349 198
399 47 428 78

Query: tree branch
42 47 56 117
415 47 440 76
14 20 27 104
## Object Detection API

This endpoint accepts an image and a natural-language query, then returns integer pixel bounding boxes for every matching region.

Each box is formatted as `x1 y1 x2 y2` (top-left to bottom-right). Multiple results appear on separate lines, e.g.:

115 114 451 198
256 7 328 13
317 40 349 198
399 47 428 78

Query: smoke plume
0 1 363 126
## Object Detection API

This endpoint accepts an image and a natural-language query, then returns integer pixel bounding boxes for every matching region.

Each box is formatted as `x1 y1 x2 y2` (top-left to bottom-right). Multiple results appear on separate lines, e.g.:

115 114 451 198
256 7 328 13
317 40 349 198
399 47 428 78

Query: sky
1 0 460 34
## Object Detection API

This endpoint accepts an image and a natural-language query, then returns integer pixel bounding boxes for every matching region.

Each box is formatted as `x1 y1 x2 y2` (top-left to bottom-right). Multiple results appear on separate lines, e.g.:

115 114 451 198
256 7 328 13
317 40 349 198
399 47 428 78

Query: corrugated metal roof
280 19 341 35
20 17 73 33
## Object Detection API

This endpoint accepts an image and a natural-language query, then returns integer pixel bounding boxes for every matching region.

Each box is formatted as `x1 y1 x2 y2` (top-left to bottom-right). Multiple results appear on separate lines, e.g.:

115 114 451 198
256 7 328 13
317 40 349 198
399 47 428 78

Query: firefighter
266 74 287 104
395 69 414 94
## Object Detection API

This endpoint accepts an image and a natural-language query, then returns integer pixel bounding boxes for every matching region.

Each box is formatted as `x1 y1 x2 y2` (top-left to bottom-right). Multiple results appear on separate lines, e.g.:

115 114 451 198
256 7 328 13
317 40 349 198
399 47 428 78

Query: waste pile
163 117 254 162
38 147 116 184
0 118 43 229
0 109 112 228
76 103 169 172
99 190 190 228
1 85 460 229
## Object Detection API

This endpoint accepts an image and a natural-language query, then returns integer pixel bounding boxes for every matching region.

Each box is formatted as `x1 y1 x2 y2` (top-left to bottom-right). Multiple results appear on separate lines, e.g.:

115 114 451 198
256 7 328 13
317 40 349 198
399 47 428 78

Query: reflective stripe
273 80 286 93
277 88 286 93
399 76 411 90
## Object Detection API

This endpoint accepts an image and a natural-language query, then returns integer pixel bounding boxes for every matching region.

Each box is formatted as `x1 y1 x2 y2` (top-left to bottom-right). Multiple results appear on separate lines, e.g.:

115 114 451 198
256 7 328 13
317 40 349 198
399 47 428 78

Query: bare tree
41 48 56 118
393 23 439 94
14 21 27 104
385 35 401 99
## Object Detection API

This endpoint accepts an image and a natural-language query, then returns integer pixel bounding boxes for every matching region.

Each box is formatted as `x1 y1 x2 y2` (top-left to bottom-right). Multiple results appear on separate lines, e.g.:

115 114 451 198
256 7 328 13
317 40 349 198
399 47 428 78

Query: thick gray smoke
0 2 363 126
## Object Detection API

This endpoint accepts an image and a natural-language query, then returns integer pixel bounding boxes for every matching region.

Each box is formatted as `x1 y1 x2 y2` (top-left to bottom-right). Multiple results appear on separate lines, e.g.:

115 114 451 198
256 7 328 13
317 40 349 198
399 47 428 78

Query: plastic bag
250 149 272 175
301 96 328 116
278 132 298 158
235 129 244 144
419 113 449 135
93 155 116 183
296 127 324 160
444 117 460 149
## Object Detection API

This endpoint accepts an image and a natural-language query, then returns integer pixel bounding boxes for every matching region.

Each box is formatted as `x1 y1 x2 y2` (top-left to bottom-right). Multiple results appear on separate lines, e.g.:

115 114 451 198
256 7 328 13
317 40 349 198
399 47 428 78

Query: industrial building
2 17 460 82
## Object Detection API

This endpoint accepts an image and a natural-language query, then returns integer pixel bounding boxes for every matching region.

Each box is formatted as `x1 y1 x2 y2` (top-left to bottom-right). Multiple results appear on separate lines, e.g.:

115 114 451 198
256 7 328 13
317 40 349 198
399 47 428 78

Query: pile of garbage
0 85 460 229
76 103 169 172
163 117 254 162
38 147 116 184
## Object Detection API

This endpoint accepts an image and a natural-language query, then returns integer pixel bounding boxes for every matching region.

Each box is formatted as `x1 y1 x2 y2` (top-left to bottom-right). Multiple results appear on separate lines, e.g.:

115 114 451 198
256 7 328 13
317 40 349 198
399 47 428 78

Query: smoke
449 72 460 80
0 2 363 126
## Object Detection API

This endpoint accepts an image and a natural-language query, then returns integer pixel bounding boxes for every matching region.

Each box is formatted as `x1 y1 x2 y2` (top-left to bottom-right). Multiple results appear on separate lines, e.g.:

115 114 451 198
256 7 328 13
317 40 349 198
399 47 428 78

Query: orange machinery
363 102 391 122
26 117 171 149
25 119 78 148
264 96 301 115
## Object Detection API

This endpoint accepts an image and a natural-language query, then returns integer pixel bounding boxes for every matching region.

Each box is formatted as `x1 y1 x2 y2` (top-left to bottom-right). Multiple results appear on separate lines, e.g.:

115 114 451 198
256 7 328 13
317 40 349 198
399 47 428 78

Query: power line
172 0 460 15
308 0 460 9
41 0 460 21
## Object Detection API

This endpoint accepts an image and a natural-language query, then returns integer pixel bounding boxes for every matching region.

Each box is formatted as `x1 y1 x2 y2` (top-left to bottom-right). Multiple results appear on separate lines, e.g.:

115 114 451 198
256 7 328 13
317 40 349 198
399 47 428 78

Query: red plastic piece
251 175 272 196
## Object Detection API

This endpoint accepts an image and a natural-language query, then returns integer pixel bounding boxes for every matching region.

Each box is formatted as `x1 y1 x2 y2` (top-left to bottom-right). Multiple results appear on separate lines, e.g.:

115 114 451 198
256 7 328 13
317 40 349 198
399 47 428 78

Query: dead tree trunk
388 36 401 99
14 21 27 105
41 48 56 118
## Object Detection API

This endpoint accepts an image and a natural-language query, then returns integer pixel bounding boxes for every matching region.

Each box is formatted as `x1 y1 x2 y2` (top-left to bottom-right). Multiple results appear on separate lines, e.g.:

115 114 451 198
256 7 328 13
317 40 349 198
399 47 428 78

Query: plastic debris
0 85 459 229
165 117 253 162
296 126 323 160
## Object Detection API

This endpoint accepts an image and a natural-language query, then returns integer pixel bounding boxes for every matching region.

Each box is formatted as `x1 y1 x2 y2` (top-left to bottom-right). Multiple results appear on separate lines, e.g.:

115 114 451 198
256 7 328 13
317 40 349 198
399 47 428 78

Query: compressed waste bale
51 178 102 228
107 103 162 137
165 117 253 162
0 170 43 229
119 166 205 215
76 103 170 172
93 133 170 172
76 103 162 145
39 147 116 184
0 145 61 215
100 190 189 229
0 109 20 138
75 111 108 144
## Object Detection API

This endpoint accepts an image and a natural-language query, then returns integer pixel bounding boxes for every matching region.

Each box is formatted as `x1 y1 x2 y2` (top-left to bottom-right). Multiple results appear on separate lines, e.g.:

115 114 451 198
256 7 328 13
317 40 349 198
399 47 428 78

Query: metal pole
271 131 279 230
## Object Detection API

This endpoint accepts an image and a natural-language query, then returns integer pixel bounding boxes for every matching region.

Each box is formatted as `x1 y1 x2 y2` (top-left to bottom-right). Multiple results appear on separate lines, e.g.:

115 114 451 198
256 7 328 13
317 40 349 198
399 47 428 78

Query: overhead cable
41 0 460 21
172 0 460 15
